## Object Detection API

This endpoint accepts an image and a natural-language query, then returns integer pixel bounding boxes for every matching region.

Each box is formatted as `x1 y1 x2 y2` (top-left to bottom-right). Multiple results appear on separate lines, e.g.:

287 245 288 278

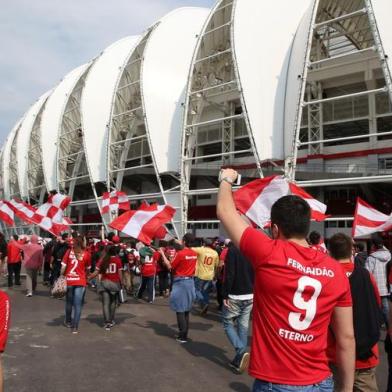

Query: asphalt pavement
1 280 388 392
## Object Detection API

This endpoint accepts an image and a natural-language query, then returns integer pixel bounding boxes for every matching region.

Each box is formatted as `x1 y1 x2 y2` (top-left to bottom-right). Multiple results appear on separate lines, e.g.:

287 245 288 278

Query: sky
0 0 215 145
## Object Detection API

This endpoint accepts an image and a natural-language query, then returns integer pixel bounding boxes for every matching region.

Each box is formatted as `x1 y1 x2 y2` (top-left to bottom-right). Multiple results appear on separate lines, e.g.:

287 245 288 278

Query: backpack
349 265 383 360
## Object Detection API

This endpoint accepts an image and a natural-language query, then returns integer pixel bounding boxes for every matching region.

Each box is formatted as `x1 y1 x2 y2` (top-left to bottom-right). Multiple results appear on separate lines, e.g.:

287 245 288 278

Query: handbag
51 276 67 298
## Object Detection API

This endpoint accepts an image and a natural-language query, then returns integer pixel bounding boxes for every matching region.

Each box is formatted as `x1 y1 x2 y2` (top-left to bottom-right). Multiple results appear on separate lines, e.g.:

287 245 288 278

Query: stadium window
377 116 392 141
324 120 369 146
347 221 353 228
379 158 392 170
338 221 345 228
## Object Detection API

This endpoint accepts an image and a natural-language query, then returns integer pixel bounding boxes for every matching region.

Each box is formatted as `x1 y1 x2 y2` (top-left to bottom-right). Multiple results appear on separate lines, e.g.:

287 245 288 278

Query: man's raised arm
216 169 249 248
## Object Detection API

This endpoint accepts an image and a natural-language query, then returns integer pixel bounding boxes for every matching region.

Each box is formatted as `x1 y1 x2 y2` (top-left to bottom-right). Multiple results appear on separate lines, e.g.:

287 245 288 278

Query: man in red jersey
0 290 10 392
6 235 22 287
328 233 381 391
216 168 355 392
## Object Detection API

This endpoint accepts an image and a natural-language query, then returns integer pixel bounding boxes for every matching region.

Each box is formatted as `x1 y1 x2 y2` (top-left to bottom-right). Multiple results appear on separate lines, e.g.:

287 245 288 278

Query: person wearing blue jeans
222 244 254 373
252 376 334 392
65 286 86 332
194 277 213 308
223 298 253 369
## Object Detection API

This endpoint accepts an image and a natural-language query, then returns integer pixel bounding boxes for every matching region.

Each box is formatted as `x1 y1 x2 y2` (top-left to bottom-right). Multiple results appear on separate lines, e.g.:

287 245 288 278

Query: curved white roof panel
82 36 140 184
2 119 23 199
40 64 90 191
371 0 392 95
283 2 316 157
233 0 311 162
16 91 51 198
142 7 210 174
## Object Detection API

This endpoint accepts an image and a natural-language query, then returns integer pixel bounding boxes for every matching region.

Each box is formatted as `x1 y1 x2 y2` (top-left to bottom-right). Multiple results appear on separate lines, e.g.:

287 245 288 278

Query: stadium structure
1 0 392 242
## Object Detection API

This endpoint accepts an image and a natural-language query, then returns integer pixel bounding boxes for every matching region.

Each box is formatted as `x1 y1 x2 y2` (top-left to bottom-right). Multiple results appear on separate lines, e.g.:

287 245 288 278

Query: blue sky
0 0 215 145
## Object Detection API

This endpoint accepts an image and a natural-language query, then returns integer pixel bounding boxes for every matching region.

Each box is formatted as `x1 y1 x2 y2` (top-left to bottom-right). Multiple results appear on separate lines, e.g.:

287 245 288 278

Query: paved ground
1 280 388 392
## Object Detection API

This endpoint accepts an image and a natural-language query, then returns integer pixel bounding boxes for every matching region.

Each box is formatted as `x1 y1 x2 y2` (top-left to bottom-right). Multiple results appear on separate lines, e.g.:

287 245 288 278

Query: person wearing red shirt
0 290 10 392
61 236 91 334
328 233 380 391
217 168 355 392
137 246 156 303
159 233 197 343
6 235 22 288
89 246 123 331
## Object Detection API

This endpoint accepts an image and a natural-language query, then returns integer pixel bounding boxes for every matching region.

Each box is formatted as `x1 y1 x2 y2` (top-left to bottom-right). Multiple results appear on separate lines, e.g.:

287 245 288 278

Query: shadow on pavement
229 382 251 392
182 339 229 368
134 320 176 338
84 312 135 327
46 316 66 327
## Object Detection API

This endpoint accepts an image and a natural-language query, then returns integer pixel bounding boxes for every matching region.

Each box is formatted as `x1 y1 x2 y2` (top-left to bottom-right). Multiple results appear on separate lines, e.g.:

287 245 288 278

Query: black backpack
349 265 383 360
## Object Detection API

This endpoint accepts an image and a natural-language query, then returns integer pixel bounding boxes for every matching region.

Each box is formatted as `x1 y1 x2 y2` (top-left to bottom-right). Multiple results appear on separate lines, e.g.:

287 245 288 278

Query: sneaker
26 293 32 297
200 304 209 315
176 337 188 344
238 352 250 373
63 321 72 328
109 321 116 328
104 324 111 331
71 328 78 334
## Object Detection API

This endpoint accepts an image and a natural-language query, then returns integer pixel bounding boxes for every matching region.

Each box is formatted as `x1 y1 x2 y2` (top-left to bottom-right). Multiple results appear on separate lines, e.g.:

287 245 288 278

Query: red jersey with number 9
240 227 352 385
62 249 91 287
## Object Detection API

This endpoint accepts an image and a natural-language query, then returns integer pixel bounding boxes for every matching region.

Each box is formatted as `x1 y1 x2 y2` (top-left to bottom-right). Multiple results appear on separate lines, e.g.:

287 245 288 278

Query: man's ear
271 224 279 239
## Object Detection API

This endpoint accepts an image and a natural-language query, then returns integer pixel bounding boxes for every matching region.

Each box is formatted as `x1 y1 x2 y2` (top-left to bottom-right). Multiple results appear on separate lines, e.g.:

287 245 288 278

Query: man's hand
220 168 238 183
223 299 230 308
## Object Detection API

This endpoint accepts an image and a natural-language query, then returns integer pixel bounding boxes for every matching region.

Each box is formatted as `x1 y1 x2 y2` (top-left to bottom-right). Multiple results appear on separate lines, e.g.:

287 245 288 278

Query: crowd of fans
0 169 389 390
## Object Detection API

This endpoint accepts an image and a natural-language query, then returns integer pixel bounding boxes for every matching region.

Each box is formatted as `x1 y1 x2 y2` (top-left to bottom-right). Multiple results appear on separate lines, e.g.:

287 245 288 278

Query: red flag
234 175 329 228
234 176 289 227
0 201 14 226
352 197 392 238
7 199 37 224
48 193 71 210
109 204 175 245
101 191 130 214
288 183 330 222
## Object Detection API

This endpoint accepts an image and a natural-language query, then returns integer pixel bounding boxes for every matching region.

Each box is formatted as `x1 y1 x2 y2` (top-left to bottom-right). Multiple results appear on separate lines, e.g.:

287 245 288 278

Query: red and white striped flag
352 197 392 238
234 175 329 228
7 199 36 224
101 190 130 215
234 176 288 228
289 183 329 222
0 201 14 226
109 203 175 245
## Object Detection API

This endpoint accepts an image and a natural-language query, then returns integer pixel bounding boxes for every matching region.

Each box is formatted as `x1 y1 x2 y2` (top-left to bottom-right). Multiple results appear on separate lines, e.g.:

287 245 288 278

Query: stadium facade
1 0 392 241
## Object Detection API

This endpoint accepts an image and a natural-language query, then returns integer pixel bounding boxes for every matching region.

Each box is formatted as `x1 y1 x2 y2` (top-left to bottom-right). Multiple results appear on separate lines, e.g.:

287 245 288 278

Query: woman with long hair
61 236 91 334
159 233 197 343
89 246 123 331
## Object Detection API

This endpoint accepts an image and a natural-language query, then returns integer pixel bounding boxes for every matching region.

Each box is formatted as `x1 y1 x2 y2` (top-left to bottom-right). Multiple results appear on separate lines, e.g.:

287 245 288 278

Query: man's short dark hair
182 233 195 247
13 234 18 241
270 196 311 239
355 242 365 252
308 231 321 245
371 233 383 249
329 233 353 260
61 232 69 241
